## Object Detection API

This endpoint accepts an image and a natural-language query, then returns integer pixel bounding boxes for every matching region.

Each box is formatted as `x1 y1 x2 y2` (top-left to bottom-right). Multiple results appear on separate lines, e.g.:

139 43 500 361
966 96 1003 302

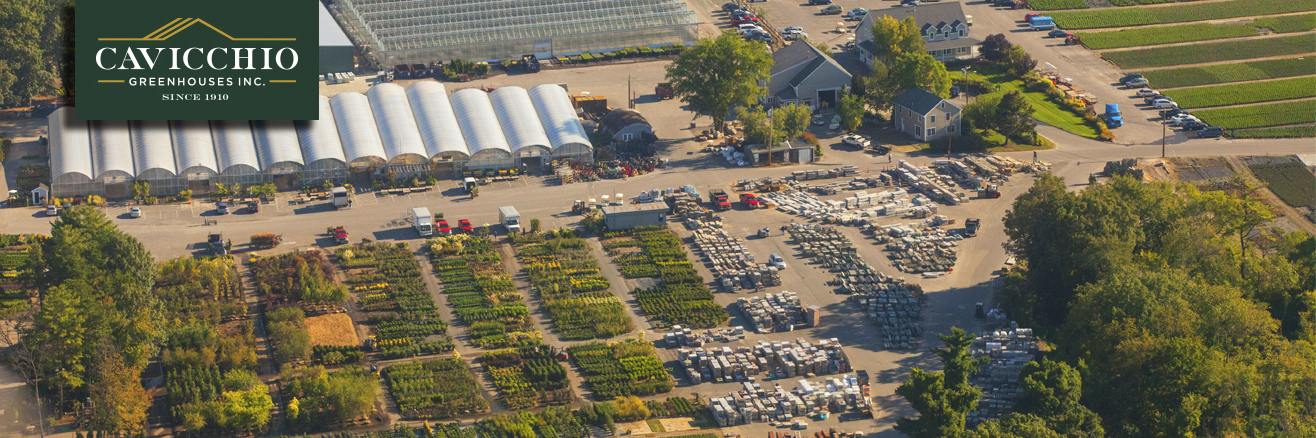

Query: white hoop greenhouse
46 82 591 197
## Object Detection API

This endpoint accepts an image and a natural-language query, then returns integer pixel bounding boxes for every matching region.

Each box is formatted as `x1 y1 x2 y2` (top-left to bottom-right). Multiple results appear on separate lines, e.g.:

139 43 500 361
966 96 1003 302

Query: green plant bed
1227 126 1316 138
1050 0 1316 29
1077 22 1262 50
1026 0 1089 10
1141 58 1314 88
978 68 1101 139
385 358 490 420
1102 34 1316 69
1162 77 1316 108
1248 161 1316 209
1194 100 1316 129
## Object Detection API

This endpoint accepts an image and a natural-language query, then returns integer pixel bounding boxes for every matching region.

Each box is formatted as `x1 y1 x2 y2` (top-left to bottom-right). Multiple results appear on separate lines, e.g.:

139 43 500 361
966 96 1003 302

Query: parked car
1118 73 1143 84
783 32 808 41
129 207 141 218
731 11 756 19
1048 29 1070 38
1161 108 1188 119
1125 78 1148 88
768 254 787 269
848 8 868 19
809 0 831 4
1152 99 1178 109
1180 121 1208 131
458 219 474 234
1170 114 1199 126
900 0 920 6
1197 126 1224 138
780 26 804 34
821 4 843 14
217 202 230 214
731 17 760 25
45 205 58 216
722 2 744 11
738 24 763 34
1135 89 1157 98
1145 93 1169 104
950 86 961 98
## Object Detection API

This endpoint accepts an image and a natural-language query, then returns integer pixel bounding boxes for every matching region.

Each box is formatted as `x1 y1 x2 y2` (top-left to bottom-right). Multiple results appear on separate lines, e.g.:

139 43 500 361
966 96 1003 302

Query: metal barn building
46 83 591 197
330 0 699 66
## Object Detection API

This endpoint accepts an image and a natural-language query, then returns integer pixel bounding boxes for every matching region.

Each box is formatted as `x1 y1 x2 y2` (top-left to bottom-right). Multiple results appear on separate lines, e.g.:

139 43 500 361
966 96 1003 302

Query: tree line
896 175 1315 437
0 0 71 107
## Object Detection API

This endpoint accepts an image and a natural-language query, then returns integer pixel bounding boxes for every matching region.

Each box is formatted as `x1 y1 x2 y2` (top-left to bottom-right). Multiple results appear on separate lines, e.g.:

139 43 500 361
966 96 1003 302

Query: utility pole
628 75 633 109
767 107 774 167
1161 110 1166 158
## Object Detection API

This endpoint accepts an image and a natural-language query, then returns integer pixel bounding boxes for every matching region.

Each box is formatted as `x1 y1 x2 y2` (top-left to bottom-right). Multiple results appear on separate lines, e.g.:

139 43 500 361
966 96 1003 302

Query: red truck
458 219 474 234
739 193 760 209
436 220 452 236
709 189 731 211
655 83 675 100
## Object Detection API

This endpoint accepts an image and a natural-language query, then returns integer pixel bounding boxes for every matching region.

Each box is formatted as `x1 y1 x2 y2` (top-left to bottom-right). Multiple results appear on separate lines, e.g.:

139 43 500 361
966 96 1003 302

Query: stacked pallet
708 373 869 426
736 291 807 333
790 166 859 182
879 225 961 274
679 338 850 384
692 224 780 290
967 327 1037 427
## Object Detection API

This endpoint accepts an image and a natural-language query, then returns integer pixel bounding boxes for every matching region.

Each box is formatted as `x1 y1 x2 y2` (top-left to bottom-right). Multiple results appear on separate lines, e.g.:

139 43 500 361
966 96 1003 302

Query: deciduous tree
775 103 812 140
868 15 925 63
891 52 952 99
837 93 865 133
88 341 150 435
1006 45 1038 77
665 31 773 136
1014 359 1104 438
980 34 1012 62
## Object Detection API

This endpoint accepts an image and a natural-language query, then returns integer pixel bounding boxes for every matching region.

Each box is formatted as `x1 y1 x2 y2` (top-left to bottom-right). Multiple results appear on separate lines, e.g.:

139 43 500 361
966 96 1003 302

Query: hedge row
1050 0 1315 29
1101 34 1315 69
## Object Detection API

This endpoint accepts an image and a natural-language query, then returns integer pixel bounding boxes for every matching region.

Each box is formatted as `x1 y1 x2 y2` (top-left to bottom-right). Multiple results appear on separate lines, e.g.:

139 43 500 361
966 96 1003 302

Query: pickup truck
965 218 981 237
333 227 349 245
710 189 731 211
458 219 474 234
739 193 760 209
655 82 675 100
436 220 452 236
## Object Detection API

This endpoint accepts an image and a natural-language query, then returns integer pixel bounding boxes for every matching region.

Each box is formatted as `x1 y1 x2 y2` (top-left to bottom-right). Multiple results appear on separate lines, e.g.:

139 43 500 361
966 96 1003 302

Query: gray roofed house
855 2 978 65
599 108 653 142
765 42 852 109
892 88 961 141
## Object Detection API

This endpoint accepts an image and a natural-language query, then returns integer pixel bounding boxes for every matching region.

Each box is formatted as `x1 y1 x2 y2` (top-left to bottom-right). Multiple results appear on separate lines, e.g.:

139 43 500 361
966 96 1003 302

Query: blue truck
1104 104 1122 128
1028 16 1056 30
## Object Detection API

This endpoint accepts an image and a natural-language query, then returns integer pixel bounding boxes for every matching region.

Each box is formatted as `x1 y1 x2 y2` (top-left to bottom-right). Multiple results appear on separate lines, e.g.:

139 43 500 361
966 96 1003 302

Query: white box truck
411 207 434 237
331 187 350 208
499 206 521 233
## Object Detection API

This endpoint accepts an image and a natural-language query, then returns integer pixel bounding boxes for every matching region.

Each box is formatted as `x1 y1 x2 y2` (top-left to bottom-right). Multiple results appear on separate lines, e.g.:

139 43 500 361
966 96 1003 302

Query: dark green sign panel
76 0 318 120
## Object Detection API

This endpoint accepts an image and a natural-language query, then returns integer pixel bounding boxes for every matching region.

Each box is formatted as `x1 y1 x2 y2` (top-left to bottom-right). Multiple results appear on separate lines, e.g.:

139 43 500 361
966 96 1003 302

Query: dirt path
1176 96 1316 110
1130 53 1316 71
235 259 285 436
586 238 654 334
1096 30 1316 52
1156 74 1316 91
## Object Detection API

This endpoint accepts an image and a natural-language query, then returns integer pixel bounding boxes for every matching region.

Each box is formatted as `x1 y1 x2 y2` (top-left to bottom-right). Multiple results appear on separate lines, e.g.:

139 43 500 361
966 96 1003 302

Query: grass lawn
975 67 1101 139
901 129 1055 154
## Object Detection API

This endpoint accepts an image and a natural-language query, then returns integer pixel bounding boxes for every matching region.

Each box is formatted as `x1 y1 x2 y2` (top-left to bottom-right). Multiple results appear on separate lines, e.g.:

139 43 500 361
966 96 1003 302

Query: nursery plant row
1140 57 1314 89
482 345 574 409
605 226 728 329
1050 0 1314 29
338 243 452 359
429 235 539 348
518 235 635 340
567 338 674 399
385 358 490 420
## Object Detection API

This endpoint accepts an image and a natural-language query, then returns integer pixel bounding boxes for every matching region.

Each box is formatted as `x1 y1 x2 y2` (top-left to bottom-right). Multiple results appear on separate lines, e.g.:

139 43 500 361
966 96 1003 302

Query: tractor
1064 35 1082 45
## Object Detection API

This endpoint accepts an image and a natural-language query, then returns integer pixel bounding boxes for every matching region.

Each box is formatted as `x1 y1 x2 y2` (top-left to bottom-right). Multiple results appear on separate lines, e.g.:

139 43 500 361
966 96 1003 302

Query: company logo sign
76 0 318 120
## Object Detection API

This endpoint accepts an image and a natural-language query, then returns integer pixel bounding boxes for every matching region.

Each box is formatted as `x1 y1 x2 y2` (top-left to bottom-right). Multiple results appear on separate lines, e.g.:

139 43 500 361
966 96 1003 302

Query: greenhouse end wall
380 24 697 65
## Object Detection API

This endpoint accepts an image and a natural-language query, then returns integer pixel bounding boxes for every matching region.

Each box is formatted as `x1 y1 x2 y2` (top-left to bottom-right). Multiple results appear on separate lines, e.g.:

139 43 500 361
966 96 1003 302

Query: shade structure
169 120 220 180
48 107 94 196
490 86 552 157
128 120 178 178
329 92 388 168
529 84 592 159
211 120 263 177
449 88 512 160
251 120 305 174
90 120 135 183
365 83 428 165
406 82 470 162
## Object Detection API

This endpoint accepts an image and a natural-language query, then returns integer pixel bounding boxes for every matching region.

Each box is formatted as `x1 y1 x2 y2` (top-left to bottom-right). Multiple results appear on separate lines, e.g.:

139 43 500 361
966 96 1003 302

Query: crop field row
1162 77 1316 109
428 235 536 349
1194 100 1316 129
604 226 728 329
1141 58 1314 88
1228 126 1316 138
1102 34 1315 69
482 345 573 409
340 242 452 359
1249 161 1316 210
1026 0 1089 11
1077 14 1315 49
1050 0 1315 29
567 338 674 399
385 358 490 420
517 234 634 340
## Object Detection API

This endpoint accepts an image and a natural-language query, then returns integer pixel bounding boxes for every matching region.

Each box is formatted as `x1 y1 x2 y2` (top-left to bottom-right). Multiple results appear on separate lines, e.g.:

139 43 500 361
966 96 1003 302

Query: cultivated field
305 313 360 346
1027 0 1089 10
1161 77 1316 109
1193 100 1316 129
1140 58 1314 89
1101 34 1315 69
1229 126 1316 139
1050 0 1315 29
1077 14 1315 49
1248 161 1316 211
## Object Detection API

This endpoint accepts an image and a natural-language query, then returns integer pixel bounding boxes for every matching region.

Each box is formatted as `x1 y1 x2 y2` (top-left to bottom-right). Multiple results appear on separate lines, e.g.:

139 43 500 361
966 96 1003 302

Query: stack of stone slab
678 338 850 384
736 291 807 333
708 373 869 426
881 225 960 274
692 225 780 290
967 326 1038 427
893 160 967 205
664 324 746 349
791 166 859 182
